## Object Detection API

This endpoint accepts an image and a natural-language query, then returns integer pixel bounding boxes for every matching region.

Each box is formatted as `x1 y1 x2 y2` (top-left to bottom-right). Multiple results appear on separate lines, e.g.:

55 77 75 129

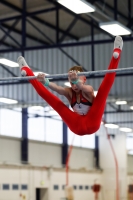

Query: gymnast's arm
78 83 95 103
37 73 70 98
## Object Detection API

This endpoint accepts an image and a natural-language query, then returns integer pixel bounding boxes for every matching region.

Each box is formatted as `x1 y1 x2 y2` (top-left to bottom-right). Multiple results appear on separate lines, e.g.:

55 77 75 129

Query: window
81 134 95 149
28 117 45 141
28 107 45 141
126 137 133 155
45 118 62 144
85 185 89 190
0 108 22 137
3 184 9 190
68 129 81 147
79 185 83 190
68 128 95 149
12 184 19 190
28 107 62 144
53 185 59 190
62 185 65 190
21 184 28 190
73 185 77 190
45 107 62 143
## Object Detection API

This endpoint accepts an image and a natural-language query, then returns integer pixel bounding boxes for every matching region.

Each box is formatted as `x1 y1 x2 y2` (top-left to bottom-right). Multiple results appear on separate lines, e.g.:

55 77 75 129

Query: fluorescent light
64 82 71 87
0 97 18 104
57 0 95 14
30 106 44 110
130 106 133 110
115 100 127 105
105 123 119 129
99 21 132 36
33 72 49 76
119 127 132 133
0 58 19 67
49 109 59 116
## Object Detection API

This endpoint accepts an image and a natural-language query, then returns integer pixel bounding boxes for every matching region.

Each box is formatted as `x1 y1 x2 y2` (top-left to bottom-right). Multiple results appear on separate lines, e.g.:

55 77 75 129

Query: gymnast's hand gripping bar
0 67 133 82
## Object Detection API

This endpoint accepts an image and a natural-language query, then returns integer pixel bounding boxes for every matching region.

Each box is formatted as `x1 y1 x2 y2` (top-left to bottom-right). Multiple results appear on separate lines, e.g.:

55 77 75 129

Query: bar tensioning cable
0 67 133 81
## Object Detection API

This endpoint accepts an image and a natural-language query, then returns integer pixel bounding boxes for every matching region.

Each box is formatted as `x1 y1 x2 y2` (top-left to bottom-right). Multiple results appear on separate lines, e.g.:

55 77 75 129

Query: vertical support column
56 6 59 44
62 122 68 166
21 108 28 163
91 20 95 71
22 0 26 57
128 0 131 22
94 135 100 169
114 0 117 20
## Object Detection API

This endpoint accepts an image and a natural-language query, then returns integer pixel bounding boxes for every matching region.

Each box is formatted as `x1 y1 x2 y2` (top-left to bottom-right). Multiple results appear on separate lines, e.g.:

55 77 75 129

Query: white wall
0 135 94 170
127 155 133 174
0 134 132 200
0 165 102 200
0 136 21 163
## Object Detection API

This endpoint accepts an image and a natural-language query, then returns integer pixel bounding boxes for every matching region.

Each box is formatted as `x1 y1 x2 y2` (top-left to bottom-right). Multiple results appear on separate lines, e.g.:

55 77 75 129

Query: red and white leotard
71 90 92 115
21 48 121 135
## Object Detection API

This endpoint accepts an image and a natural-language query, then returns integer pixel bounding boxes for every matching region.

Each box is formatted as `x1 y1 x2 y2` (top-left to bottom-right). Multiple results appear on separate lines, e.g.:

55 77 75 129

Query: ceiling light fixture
30 106 44 110
105 123 119 129
0 97 18 104
33 72 49 76
0 58 19 67
115 100 127 105
57 0 95 14
119 127 132 133
130 106 133 110
99 21 132 36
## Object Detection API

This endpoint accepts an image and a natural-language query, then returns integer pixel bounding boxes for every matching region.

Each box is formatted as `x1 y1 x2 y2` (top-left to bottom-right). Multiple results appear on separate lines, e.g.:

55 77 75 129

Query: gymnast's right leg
17 56 80 133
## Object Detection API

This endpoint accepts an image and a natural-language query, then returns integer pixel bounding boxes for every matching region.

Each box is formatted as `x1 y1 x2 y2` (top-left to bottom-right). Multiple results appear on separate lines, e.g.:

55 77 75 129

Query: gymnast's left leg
83 36 123 134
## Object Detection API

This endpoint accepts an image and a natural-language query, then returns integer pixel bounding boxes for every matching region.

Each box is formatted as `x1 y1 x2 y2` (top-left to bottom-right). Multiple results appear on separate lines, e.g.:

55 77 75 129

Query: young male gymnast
17 36 123 136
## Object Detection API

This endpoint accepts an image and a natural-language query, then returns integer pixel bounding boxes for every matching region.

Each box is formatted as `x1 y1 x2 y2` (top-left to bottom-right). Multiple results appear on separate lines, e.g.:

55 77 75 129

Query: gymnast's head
69 66 84 72
68 65 86 81
68 66 86 91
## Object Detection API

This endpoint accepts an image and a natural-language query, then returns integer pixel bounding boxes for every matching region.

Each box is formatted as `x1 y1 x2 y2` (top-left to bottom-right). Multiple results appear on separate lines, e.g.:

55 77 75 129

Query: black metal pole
22 0 26 57
94 135 100 169
56 6 59 43
114 0 117 20
91 20 95 71
21 108 28 163
62 122 68 166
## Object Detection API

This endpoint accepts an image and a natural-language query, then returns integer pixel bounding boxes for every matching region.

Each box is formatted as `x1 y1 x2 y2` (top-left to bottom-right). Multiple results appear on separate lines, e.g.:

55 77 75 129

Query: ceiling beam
95 0 128 21
2 35 133 53
47 0 113 39
0 0 78 41
0 19 20 47
0 7 59 23
1 23 49 45
0 41 17 48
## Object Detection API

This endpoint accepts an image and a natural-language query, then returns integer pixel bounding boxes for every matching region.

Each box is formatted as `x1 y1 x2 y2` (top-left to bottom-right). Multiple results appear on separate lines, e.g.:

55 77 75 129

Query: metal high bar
0 67 133 82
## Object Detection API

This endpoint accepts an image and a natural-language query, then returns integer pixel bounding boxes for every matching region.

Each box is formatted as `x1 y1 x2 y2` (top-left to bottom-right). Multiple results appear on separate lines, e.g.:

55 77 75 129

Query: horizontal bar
46 67 133 79
0 67 133 82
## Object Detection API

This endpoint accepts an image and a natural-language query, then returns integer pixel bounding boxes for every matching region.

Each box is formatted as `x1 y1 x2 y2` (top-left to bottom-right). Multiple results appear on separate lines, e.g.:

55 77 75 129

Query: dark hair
68 66 84 72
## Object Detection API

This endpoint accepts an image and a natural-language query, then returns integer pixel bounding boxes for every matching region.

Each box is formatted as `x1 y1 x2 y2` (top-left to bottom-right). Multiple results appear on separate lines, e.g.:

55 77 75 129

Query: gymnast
17 36 123 136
